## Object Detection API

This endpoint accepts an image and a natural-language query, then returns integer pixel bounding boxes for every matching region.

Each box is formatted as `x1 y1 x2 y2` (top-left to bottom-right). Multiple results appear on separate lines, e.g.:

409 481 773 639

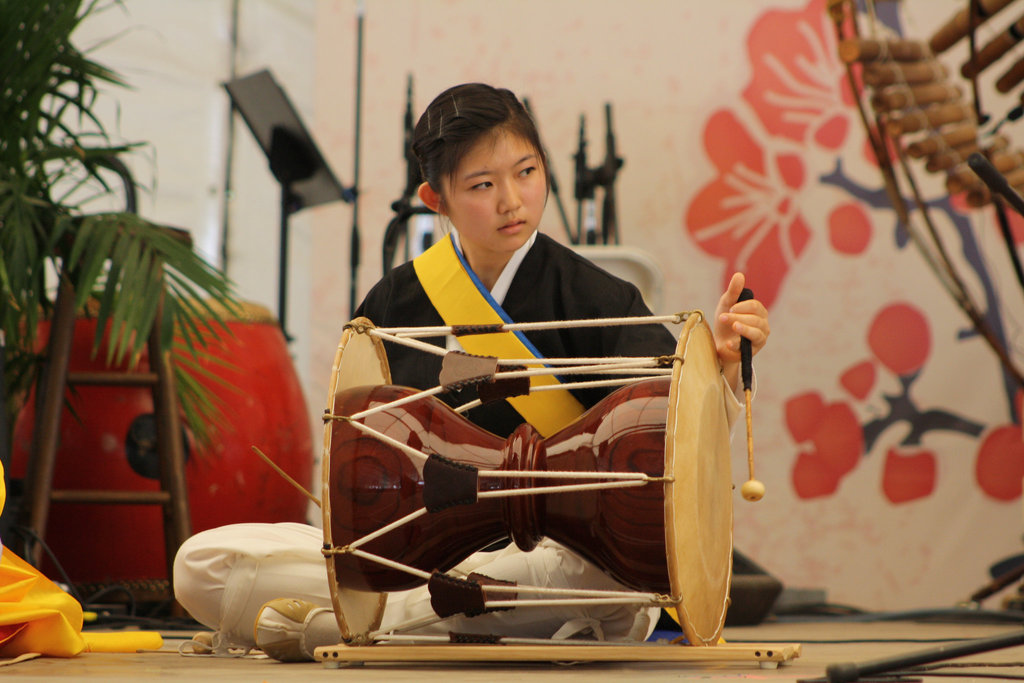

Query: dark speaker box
726 549 784 626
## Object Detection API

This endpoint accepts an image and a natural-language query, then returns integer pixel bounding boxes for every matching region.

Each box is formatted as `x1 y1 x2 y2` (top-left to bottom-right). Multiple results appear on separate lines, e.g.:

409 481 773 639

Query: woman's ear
417 182 443 214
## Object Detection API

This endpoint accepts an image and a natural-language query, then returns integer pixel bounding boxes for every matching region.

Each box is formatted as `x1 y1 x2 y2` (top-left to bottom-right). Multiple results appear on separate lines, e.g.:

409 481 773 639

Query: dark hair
411 83 549 197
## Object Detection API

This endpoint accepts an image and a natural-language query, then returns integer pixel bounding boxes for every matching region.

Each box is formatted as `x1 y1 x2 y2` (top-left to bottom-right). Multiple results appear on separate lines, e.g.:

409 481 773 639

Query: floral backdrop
682 0 1024 609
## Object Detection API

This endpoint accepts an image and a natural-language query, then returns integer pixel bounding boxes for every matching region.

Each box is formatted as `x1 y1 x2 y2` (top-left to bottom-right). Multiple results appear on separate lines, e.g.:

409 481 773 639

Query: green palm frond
1 0 241 448
65 213 239 365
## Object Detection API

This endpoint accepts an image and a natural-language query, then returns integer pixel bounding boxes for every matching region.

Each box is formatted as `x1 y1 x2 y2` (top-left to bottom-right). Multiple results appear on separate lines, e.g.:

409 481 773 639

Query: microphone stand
596 102 623 245
382 75 434 274
574 115 597 245
573 104 624 246
267 127 311 340
825 627 1024 682
348 0 366 318
967 152 1024 293
994 202 1024 292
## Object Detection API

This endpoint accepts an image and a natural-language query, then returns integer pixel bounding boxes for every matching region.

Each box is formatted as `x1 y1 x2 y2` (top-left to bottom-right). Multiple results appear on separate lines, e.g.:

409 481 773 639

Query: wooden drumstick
961 12 1024 78
905 124 977 159
251 445 322 508
736 288 764 502
884 102 974 137
838 37 929 64
996 53 1024 93
863 60 948 88
926 141 983 173
929 0 1016 54
872 83 963 114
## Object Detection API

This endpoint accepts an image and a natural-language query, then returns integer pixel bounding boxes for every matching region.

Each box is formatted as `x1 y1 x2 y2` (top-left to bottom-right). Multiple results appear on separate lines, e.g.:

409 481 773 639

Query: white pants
173 522 658 650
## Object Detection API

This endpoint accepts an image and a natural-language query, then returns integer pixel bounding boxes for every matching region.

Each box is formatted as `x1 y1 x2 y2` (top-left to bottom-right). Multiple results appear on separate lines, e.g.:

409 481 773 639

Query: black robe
355 232 677 437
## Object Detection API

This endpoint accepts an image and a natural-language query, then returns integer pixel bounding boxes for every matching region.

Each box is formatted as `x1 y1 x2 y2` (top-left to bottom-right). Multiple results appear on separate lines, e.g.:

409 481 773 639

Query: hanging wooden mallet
737 288 764 502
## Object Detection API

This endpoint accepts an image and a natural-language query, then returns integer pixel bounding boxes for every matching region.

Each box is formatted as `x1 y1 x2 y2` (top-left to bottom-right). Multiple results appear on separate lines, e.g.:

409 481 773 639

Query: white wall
75 0 322 452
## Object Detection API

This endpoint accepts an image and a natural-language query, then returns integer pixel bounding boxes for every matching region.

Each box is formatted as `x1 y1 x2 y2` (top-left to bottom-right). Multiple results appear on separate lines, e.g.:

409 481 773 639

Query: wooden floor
4 618 1024 682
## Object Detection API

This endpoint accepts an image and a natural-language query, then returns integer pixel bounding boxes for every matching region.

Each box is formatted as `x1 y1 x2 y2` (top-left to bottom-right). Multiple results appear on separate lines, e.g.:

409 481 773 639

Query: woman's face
438 130 547 274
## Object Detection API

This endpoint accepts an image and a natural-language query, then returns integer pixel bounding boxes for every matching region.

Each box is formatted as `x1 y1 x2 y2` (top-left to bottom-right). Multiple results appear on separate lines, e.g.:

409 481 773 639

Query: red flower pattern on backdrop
883 448 936 503
685 110 811 307
787 392 863 498
686 0 856 307
828 202 872 256
976 391 1024 501
867 303 930 376
742 0 853 149
786 302 1002 503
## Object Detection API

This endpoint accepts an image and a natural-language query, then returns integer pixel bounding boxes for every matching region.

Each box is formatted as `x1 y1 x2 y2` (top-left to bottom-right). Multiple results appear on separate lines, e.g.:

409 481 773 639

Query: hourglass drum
320 313 738 650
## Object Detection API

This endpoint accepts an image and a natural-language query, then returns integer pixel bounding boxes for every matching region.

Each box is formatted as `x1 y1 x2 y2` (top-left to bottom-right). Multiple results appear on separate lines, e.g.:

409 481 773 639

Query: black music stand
224 69 354 338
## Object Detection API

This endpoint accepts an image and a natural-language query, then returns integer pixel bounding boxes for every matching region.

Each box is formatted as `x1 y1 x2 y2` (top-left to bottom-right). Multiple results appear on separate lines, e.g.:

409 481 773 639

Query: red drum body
11 303 313 583
328 379 673 594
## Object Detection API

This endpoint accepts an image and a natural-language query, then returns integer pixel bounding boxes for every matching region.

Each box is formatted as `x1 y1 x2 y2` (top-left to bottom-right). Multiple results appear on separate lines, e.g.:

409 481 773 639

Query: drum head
322 317 391 642
663 313 733 646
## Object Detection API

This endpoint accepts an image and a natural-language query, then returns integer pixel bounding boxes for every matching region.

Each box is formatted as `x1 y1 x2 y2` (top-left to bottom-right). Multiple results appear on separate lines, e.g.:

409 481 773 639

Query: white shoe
178 630 253 657
254 598 333 662
182 631 214 654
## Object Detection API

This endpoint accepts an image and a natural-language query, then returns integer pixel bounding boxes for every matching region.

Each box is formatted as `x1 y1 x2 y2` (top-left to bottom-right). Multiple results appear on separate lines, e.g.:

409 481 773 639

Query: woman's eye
471 181 492 190
520 166 536 177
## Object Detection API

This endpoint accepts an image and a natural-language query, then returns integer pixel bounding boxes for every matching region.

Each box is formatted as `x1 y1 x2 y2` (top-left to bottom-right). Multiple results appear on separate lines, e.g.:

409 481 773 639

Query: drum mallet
737 288 765 502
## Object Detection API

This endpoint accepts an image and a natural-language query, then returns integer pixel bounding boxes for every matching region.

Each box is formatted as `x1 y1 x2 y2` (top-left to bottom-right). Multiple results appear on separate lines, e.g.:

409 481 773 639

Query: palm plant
0 0 238 448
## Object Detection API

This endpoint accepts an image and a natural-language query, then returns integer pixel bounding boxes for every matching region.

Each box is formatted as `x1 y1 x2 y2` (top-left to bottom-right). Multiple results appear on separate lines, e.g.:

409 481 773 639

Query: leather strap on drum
413 234 584 436
423 454 478 512
449 632 502 644
428 571 516 618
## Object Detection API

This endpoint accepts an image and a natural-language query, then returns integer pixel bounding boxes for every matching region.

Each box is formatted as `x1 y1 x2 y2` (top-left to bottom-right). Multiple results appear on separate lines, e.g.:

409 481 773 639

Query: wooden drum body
322 314 733 646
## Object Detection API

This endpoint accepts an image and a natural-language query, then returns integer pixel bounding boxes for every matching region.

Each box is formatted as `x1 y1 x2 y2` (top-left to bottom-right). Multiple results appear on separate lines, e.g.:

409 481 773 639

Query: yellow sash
413 234 584 436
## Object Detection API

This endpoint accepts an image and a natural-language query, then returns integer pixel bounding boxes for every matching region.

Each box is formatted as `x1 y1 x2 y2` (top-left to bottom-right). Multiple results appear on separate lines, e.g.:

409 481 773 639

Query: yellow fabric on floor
0 549 85 657
0 458 82 657
0 460 162 657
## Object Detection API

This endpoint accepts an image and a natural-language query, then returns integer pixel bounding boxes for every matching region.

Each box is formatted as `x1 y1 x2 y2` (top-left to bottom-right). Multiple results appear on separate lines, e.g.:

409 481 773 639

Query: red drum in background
10 301 313 584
